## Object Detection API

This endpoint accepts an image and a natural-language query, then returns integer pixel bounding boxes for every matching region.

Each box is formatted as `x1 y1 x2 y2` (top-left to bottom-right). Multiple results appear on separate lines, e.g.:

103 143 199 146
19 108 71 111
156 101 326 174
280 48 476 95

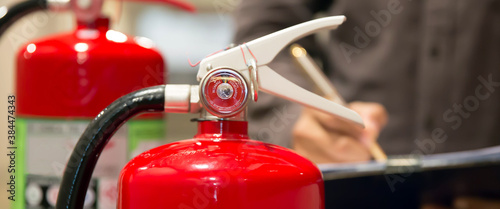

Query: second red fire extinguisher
1 0 195 208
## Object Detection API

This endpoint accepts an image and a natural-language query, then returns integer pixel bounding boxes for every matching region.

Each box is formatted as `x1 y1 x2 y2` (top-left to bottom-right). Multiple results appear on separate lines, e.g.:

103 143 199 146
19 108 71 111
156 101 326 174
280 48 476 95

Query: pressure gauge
200 68 249 117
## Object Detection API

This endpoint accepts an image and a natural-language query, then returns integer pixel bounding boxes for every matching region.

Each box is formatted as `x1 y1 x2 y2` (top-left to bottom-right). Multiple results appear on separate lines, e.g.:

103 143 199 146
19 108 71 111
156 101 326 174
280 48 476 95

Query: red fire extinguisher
55 16 363 209
2 0 194 208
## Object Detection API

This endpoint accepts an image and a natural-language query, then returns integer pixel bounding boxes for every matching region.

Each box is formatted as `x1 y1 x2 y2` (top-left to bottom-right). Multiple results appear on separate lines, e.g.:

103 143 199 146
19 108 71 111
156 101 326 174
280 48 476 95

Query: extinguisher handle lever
258 66 364 126
196 15 364 126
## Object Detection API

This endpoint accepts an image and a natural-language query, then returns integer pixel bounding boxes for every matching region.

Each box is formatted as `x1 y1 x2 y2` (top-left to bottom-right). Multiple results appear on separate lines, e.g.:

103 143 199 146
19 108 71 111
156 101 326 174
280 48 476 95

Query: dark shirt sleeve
233 0 330 147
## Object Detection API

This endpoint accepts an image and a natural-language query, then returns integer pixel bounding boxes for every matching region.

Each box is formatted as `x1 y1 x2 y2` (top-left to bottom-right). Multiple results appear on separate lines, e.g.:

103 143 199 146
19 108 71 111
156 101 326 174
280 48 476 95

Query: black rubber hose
56 85 166 209
0 0 48 38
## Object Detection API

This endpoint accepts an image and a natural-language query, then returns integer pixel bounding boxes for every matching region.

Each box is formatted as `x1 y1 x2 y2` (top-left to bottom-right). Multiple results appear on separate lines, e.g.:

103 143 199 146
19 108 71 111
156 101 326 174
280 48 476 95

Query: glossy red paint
16 17 165 118
118 120 324 209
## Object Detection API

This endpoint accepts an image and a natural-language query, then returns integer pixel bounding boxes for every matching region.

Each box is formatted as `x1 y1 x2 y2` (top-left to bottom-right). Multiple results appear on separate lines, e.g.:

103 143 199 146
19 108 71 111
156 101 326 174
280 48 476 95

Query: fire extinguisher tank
118 120 324 209
55 16 360 209
16 18 164 117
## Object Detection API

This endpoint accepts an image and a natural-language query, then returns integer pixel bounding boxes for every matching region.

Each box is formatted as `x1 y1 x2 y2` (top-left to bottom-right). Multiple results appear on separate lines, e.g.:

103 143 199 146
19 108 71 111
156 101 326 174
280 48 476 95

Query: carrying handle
197 16 346 80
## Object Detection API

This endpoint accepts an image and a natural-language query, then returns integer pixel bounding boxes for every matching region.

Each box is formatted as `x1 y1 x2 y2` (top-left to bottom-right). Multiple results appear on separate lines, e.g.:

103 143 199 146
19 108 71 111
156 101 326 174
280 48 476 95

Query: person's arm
234 1 388 164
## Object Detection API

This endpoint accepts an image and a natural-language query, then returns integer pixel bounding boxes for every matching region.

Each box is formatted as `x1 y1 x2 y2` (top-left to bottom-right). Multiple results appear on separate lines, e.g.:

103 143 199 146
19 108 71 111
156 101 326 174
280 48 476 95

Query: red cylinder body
118 120 324 209
16 18 165 118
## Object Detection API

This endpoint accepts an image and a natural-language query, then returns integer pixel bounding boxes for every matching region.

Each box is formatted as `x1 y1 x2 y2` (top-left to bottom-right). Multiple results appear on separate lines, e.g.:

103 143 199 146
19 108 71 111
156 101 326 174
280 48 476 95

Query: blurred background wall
0 0 237 206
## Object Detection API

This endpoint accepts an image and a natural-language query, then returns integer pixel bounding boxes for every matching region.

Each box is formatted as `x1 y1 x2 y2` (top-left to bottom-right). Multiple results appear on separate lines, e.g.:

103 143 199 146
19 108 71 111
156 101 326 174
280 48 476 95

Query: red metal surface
16 17 165 118
118 120 324 209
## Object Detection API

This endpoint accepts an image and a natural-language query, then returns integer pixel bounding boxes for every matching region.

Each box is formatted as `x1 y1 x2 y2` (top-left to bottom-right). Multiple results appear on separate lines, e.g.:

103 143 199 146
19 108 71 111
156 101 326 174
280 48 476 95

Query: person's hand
292 101 388 164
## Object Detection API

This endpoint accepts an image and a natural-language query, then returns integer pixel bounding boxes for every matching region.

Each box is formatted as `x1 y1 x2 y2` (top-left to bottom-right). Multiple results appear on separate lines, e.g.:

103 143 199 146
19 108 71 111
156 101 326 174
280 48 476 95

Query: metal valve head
199 68 249 118
194 16 365 126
